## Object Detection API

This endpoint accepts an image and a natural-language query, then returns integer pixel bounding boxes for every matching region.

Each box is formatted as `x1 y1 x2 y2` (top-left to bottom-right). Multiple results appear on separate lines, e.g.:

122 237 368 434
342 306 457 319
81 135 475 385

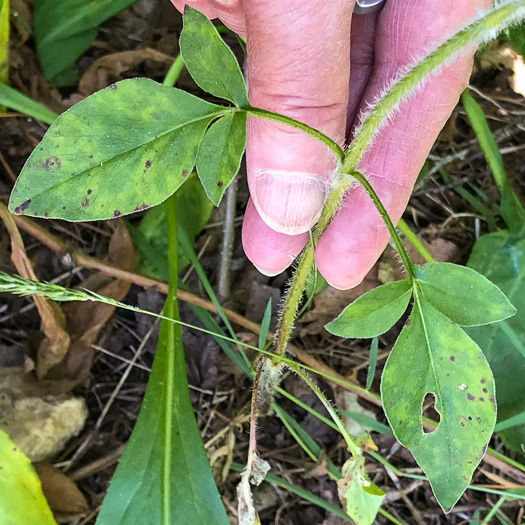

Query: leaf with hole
325 280 412 338
180 6 248 107
196 111 247 205
0 429 57 525
9 79 227 221
466 229 525 453
415 262 515 326
34 0 138 84
381 296 496 511
96 293 229 524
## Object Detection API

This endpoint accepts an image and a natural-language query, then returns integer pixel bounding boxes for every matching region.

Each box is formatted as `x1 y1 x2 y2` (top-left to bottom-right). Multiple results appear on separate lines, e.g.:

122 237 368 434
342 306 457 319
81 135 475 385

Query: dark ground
1 1 525 523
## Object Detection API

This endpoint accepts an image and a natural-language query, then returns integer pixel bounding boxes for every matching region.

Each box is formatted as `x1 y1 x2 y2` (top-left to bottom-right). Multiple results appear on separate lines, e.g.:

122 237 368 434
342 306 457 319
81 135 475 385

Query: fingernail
251 170 327 235
214 0 238 5
253 264 284 277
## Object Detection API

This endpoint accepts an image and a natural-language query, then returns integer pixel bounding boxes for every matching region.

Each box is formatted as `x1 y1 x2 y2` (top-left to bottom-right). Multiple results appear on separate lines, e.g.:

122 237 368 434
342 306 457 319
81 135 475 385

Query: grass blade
0 83 58 124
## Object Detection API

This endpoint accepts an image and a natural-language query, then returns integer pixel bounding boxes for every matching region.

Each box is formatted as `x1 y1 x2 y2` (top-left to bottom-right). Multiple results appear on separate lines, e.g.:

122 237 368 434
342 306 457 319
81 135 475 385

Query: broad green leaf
415 262 515 326
467 230 525 453
325 280 412 338
180 6 248 107
337 458 384 525
96 293 228 524
196 112 247 205
9 79 226 221
34 0 138 83
0 83 58 124
381 297 496 511
133 175 213 279
0 429 57 525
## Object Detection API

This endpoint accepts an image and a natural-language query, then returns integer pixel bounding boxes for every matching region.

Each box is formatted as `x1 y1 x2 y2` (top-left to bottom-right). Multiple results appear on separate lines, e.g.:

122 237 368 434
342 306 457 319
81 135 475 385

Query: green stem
159 54 184 525
351 172 416 280
398 219 435 263
481 496 506 525
161 196 178 524
286 362 362 459
246 105 345 163
163 54 185 87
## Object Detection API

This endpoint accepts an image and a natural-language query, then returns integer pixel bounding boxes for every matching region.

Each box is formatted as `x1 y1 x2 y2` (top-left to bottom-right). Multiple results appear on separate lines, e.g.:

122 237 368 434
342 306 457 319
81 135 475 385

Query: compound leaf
196 111 247 205
180 6 248 107
325 280 412 338
415 262 515 326
9 79 226 221
0 429 57 525
381 296 496 511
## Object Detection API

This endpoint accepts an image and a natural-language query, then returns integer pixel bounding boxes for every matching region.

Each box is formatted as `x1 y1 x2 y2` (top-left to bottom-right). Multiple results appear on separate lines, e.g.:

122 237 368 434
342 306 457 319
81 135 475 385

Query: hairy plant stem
272 0 525 359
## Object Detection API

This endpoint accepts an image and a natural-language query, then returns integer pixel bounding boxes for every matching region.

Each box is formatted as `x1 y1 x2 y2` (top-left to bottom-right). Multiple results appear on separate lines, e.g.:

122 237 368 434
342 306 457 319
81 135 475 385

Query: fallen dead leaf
24 220 136 395
34 462 89 514
78 48 175 95
0 202 71 378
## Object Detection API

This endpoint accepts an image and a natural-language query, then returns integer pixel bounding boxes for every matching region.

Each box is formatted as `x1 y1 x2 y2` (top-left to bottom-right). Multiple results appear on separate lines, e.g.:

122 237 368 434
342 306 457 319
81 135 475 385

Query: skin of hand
171 0 492 289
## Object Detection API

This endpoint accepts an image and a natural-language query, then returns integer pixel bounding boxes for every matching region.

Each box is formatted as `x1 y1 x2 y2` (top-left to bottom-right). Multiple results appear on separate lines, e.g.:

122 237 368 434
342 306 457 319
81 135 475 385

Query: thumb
244 0 353 235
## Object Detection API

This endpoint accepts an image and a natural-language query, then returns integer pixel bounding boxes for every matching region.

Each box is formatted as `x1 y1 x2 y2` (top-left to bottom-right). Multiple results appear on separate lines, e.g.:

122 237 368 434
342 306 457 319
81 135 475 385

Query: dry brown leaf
0 202 71 378
34 462 89 514
78 48 175 95
25 220 136 395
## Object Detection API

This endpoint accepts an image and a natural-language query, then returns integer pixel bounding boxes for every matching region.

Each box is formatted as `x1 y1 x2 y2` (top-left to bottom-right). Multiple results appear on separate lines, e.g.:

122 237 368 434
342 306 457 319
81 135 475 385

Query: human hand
171 0 491 289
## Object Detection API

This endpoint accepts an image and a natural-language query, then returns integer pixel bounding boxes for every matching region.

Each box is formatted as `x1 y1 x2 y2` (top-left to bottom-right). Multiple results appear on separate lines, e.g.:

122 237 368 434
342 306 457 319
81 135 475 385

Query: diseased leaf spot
43 156 61 171
217 180 223 188
467 393 475 401
110 83 117 90
44 213 49 217
152 113 161 120
82 198 90 208
479 397 485 402
468 416 472 421
87 189 92 195
490 396 495 404
14 199 31 214
450 356 455 361
134 203 149 212
113 210 122 217
89 155 94 159
482 388 488 393
477 417 482 423
480 378 486 384
62 206 66 210
145 160 151 169
182 170 188 177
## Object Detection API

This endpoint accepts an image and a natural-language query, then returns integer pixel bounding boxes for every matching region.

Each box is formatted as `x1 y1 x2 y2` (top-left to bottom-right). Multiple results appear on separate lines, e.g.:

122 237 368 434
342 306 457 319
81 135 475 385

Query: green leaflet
34 0 138 83
197 112 247 205
415 262 515 326
325 280 412 338
0 429 57 525
180 6 248 107
381 296 496 511
9 79 228 221
467 230 525 454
